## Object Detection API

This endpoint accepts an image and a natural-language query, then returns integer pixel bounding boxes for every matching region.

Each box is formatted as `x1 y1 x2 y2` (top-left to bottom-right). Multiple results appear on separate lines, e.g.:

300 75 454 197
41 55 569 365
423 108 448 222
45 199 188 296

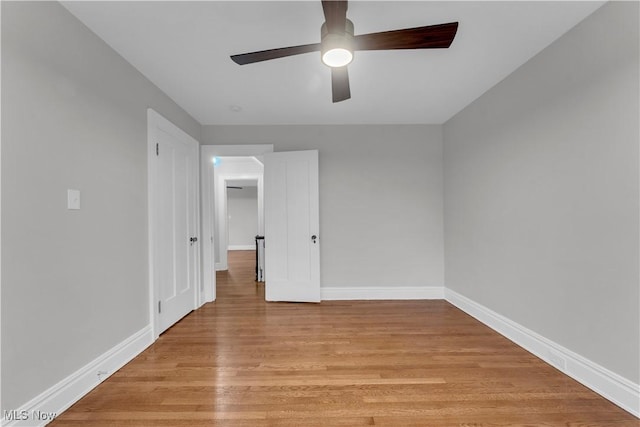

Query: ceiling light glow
322 48 353 67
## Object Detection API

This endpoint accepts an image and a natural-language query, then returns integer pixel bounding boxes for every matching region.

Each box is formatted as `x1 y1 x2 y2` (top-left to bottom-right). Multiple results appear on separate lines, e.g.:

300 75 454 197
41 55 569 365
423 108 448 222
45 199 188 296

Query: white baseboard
3 325 154 427
215 262 227 271
228 245 255 251
445 288 640 418
322 286 444 300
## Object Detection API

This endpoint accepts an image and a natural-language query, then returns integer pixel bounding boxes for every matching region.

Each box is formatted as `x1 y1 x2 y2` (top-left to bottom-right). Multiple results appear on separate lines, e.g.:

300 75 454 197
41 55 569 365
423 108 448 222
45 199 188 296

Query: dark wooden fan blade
354 22 458 51
322 0 348 34
231 43 321 65
331 66 350 103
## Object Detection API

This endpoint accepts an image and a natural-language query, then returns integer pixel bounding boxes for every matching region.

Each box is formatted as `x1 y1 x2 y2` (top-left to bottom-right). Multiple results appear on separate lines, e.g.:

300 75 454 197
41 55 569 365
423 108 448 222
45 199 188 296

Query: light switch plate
67 189 80 210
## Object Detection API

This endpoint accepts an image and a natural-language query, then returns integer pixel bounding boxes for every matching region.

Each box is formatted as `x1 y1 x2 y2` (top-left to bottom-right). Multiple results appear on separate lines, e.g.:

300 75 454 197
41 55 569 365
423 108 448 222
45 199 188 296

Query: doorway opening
226 179 259 252
213 156 264 272
200 145 274 302
200 146 321 303
224 177 265 294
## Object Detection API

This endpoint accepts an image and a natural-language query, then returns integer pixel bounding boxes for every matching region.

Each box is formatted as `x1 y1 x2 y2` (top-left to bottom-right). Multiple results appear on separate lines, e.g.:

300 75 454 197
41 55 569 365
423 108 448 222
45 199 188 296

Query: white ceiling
61 1 604 125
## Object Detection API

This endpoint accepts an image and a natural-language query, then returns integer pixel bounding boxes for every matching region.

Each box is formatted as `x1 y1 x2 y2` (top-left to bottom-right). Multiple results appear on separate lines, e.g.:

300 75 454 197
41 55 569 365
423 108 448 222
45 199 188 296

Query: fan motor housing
321 19 355 66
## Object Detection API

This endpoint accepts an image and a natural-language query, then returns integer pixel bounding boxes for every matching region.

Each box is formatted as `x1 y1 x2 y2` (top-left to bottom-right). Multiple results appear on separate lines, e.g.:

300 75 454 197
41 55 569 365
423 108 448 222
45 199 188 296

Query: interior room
1 1 638 425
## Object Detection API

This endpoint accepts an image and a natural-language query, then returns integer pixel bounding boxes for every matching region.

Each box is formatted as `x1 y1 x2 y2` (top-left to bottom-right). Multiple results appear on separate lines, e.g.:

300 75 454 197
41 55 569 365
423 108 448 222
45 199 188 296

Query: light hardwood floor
50 250 638 426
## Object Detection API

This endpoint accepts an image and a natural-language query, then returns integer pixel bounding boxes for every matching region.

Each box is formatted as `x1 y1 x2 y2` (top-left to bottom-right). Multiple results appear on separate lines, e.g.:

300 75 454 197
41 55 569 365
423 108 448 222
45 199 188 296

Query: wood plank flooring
50 250 638 426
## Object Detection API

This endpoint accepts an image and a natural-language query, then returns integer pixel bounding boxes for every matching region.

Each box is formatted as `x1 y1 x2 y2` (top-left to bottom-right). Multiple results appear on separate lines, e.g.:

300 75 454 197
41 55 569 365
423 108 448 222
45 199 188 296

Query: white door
264 150 320 302
152 120 198 333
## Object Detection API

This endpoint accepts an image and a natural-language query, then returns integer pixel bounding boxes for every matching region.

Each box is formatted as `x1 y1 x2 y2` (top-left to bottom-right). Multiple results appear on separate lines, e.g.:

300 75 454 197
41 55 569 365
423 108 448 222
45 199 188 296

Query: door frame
147 109 202 339
200 145 273 301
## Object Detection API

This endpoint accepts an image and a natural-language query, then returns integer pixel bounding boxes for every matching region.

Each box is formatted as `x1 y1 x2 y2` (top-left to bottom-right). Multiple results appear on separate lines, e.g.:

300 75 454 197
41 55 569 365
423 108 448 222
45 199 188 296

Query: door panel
155 126 198 333
264 150 320 302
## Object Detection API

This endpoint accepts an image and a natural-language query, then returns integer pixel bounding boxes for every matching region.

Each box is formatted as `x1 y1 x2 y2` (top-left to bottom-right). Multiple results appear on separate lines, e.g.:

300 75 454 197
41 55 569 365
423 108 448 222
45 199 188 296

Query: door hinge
156 143 159 156
158 300 162 313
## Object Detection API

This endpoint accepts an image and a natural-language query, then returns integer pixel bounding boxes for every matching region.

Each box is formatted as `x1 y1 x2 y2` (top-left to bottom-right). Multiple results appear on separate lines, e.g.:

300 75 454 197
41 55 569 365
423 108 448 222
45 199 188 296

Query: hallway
49 251 637 426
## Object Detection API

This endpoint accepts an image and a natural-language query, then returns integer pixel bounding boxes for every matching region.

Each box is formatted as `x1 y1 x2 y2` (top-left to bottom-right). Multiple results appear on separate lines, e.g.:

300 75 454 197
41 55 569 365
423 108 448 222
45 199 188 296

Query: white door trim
147 109 202 339
200 145 273 301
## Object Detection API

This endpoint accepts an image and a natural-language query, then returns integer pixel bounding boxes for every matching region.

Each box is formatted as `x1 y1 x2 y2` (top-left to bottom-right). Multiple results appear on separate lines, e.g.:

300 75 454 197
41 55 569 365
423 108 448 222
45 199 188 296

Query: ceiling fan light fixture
321 19 354 68
230 1 459 103
322 47 353 67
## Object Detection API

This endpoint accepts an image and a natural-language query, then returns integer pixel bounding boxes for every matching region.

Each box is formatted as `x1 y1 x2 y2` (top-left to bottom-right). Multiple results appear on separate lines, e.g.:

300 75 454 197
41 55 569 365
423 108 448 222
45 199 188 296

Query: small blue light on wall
212 157 220 167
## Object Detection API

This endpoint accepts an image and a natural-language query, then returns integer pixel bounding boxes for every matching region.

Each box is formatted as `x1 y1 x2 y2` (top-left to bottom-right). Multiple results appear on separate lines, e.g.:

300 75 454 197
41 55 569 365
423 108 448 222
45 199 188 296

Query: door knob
311 235 317 244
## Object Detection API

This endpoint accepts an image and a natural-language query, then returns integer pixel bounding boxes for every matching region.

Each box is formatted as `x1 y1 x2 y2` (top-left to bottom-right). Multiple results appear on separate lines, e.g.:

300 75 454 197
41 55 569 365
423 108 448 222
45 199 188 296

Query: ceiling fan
230 1 458 103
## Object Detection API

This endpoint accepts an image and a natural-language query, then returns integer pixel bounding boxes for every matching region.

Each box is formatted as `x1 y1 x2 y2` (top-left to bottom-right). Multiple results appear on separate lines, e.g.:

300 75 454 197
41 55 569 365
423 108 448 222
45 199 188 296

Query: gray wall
203 125 444 288
1 1 201 411
443 1 639 383
228 186 258 248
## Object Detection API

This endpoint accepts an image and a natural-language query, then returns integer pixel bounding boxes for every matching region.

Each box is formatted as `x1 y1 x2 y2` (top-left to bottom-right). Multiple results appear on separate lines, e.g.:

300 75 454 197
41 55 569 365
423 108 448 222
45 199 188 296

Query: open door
264 150 320 302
